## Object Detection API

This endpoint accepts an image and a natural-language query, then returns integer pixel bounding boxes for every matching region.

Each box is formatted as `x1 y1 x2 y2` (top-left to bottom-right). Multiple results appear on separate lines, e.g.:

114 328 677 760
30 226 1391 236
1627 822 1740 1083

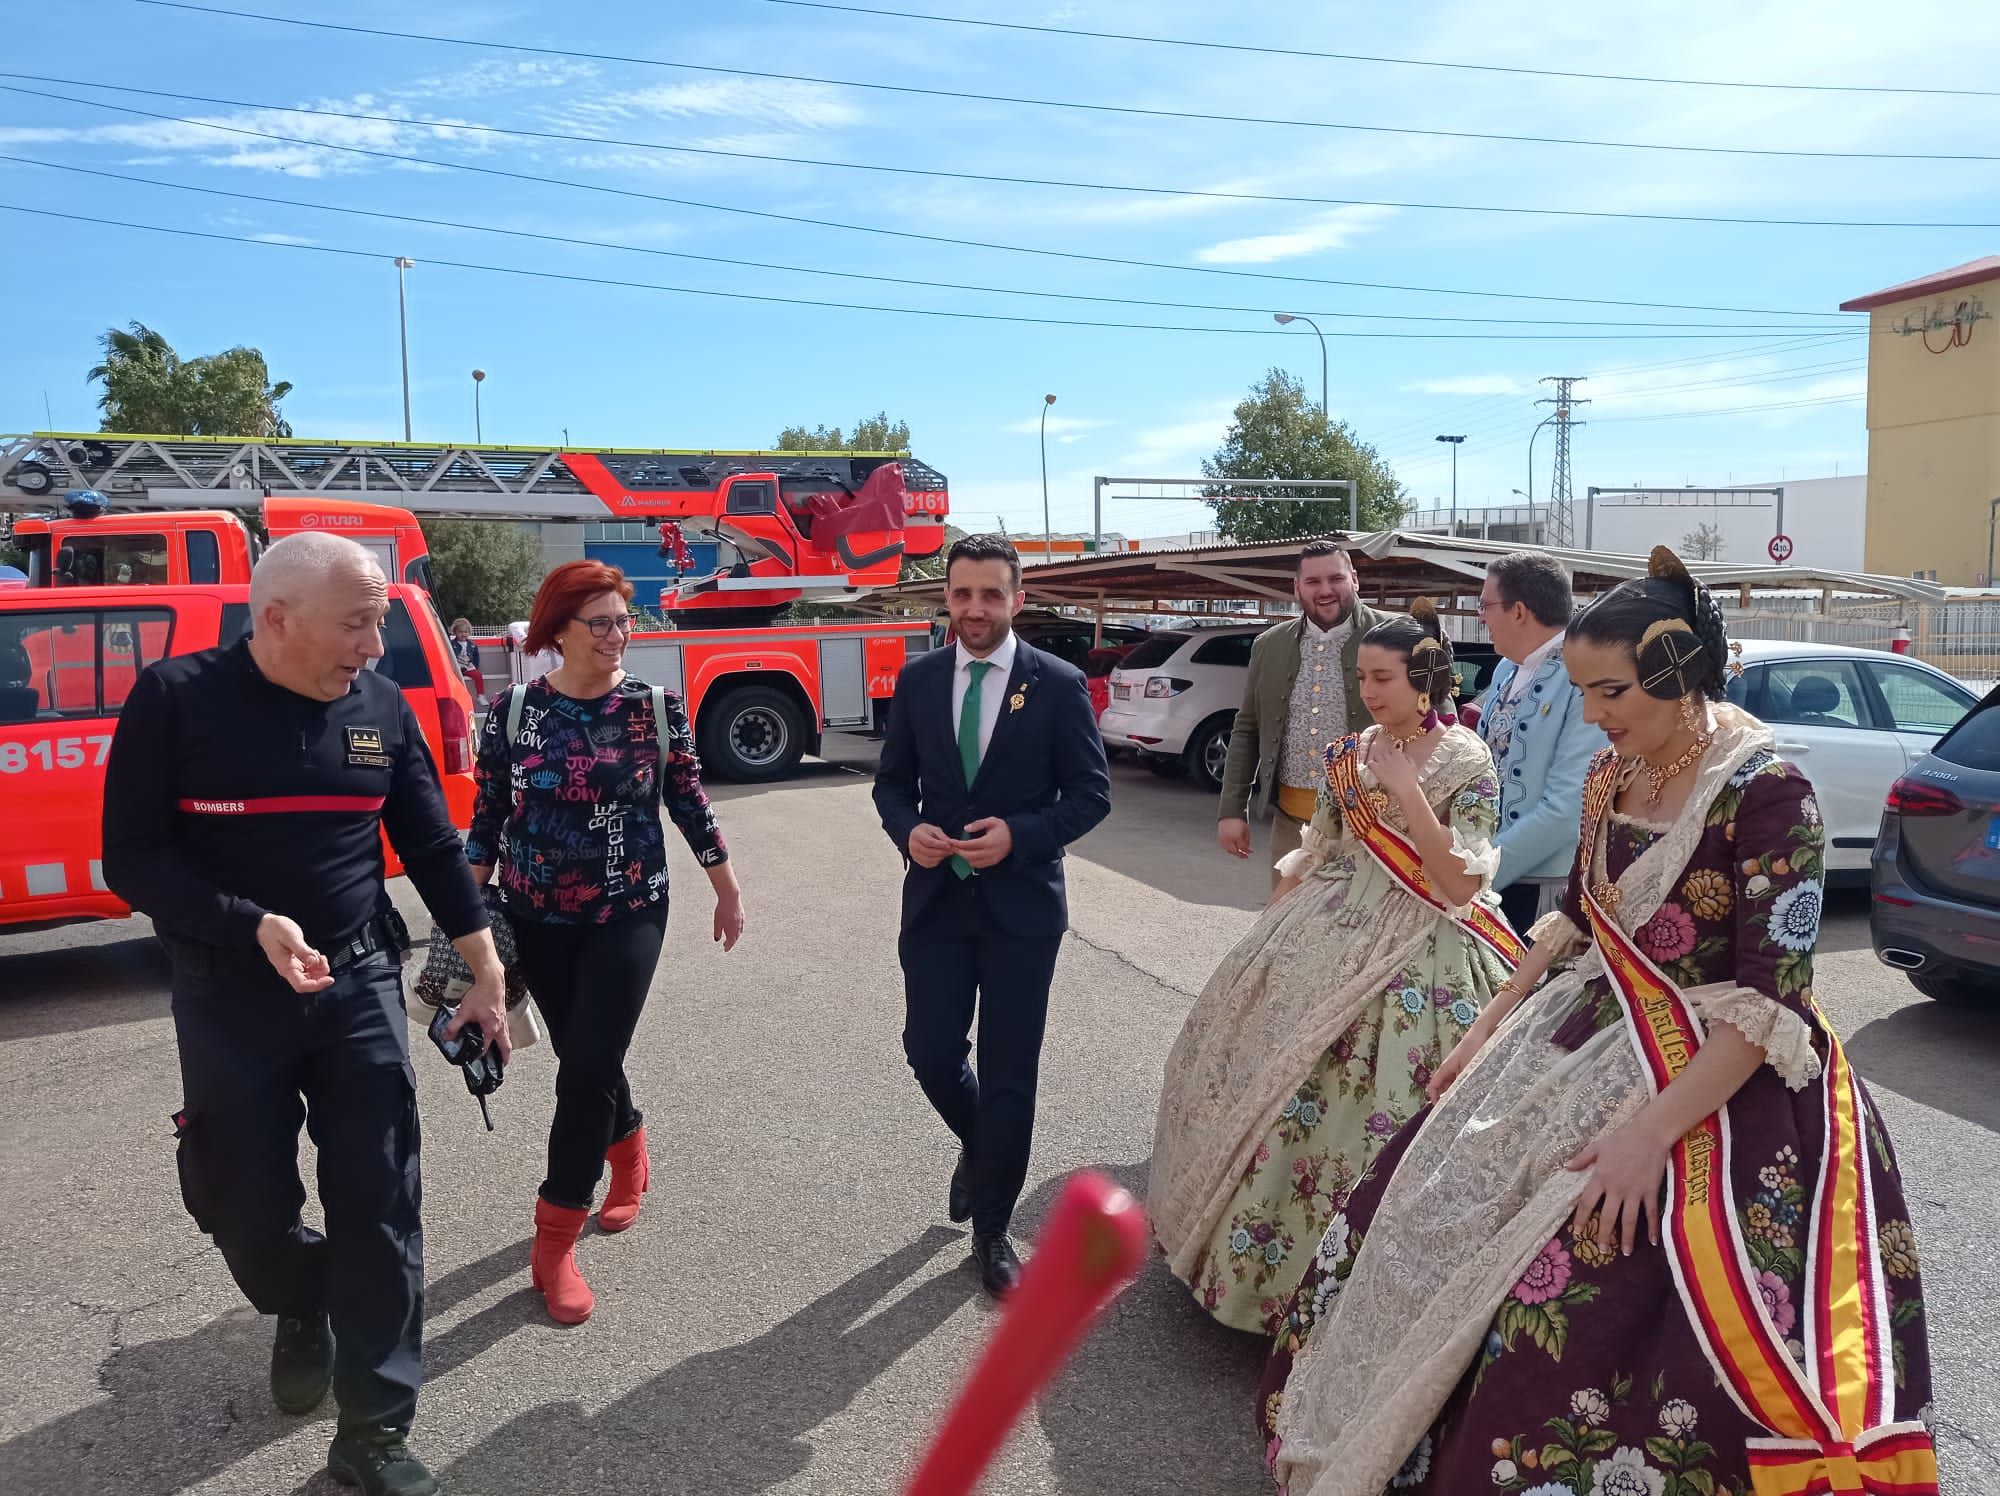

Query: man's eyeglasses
573 614 634 638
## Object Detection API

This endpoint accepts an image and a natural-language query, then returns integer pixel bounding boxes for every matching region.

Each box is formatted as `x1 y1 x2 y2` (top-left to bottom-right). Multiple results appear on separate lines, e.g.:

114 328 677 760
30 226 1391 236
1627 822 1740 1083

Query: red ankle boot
530 1199 594 1324
599 1126 650 1234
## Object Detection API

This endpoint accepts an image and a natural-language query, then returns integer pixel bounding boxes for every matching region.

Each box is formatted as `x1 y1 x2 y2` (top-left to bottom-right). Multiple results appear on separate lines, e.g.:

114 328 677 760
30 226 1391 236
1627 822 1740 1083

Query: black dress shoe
270 1311 333 1416
972 1233 1022 1299
948 1148 972 1225
327 1426 440 1496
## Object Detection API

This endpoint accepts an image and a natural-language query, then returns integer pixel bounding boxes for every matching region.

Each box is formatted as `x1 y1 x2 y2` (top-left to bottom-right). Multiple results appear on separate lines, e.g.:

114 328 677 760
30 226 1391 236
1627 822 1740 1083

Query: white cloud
1405 375 1530 397
1194 206 1397 265
9 97 498 177
560 79 860 134
248 231 319 246
1114 401 1238 473
407 57 599 100
1004 415 1107 436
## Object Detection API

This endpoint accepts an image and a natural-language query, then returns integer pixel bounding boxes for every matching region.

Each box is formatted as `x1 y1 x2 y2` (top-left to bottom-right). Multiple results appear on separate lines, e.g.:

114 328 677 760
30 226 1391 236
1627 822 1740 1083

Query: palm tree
88 322 292 437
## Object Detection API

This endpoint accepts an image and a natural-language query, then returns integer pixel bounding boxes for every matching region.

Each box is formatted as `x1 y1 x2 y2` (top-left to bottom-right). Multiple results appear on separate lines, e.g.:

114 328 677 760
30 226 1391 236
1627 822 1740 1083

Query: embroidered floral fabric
1257 716 1933 1496
464 677 726 925
1150 725 1513 1336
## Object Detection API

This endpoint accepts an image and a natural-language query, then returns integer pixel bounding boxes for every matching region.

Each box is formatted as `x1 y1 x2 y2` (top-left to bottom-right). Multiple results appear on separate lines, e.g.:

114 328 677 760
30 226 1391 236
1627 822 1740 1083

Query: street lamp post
472 368 486 444
1273 313 1328 416
1436 435 1465 534
1040 393 1057 563
394 256 415 441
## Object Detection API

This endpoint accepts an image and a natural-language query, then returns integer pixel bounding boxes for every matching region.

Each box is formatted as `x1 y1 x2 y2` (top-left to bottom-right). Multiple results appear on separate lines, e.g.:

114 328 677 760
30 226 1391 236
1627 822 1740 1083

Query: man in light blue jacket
1475 552 1606 936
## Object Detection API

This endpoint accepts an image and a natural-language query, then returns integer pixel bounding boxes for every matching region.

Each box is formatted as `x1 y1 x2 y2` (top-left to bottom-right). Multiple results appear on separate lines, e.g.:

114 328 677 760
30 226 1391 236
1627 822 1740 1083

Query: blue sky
2 0 1996 540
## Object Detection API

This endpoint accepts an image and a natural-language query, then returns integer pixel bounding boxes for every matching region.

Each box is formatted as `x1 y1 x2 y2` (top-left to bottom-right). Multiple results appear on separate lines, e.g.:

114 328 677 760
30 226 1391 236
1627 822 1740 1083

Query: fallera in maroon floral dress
1258 747 1934 1496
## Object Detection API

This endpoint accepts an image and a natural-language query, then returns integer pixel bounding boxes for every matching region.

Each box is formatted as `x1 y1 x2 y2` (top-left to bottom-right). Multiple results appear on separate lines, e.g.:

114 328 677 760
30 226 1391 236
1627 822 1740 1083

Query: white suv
1098 625 1264 789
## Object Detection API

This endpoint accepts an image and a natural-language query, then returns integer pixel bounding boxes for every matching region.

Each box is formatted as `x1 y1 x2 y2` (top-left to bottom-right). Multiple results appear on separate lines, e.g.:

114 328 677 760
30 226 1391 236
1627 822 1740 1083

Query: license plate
1988 815 2000 852
1113 683 1131 700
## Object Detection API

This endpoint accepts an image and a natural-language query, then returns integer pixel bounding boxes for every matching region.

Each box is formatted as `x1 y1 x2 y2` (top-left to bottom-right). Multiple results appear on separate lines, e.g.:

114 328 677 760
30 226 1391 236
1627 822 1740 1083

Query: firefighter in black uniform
102 533 508 1496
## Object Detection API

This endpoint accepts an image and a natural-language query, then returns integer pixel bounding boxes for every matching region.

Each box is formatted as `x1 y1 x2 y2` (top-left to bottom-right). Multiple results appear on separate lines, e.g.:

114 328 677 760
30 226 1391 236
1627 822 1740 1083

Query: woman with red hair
465 560 745 1323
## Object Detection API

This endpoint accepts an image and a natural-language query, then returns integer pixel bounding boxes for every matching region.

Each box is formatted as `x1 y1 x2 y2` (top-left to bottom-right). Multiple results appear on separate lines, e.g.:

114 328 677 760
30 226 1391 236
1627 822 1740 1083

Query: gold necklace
1635 730 1710 805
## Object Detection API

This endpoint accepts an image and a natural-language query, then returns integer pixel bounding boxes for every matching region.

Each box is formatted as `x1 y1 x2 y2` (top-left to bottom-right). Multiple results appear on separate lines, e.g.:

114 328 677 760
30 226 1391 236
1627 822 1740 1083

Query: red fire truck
0 432 948 780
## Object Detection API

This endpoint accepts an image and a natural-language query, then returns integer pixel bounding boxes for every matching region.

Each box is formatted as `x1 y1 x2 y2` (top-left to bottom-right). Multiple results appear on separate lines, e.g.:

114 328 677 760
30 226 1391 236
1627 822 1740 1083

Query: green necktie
951 659 994 879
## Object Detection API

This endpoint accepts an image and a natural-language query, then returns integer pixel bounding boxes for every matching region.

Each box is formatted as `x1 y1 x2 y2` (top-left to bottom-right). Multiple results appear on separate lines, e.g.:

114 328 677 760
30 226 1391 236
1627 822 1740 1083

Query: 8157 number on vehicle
0 735 114 772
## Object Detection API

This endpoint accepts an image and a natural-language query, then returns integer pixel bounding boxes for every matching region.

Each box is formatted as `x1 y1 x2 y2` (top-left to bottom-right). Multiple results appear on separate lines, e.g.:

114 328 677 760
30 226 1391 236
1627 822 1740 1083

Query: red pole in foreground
904 1172 1150 1496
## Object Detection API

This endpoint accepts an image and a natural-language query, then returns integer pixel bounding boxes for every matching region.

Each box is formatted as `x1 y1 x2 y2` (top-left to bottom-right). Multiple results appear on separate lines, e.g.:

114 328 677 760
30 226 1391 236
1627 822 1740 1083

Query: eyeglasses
573 614 634 638
1476 597 1505 615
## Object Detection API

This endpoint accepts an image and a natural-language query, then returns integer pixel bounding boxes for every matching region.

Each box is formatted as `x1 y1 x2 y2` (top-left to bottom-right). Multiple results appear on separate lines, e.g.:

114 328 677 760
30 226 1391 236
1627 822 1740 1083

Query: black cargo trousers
168 939 423 1432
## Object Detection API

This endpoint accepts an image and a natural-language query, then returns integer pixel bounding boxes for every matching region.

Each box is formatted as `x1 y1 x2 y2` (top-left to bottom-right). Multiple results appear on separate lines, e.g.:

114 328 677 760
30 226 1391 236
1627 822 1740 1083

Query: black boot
270 1311 333 1415
972 1234 1021 1299
327 1426 440 1496
948 1148 972 1225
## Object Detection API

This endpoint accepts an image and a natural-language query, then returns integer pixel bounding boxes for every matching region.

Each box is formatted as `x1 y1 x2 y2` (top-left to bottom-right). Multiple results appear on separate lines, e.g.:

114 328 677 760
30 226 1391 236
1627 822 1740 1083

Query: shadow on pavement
0 1242 531 1496
0 934 170 1039
1815 887 1875 956
1847 1001 2000 1133
442 1226 974 1495
1023 1162 1270 1496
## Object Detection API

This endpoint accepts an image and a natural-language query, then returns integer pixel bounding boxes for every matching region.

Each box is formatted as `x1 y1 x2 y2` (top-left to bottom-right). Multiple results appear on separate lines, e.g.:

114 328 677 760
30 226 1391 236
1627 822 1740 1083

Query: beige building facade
1843 257 2000 585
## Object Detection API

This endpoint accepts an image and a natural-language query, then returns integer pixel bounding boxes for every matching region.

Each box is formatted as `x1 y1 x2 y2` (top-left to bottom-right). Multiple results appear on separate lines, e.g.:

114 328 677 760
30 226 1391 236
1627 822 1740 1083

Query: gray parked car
1870 684 2000 1004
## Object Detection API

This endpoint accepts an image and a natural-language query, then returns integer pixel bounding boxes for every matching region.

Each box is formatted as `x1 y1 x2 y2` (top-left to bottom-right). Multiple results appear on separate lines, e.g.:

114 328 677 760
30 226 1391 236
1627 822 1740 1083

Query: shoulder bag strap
651 684 671 773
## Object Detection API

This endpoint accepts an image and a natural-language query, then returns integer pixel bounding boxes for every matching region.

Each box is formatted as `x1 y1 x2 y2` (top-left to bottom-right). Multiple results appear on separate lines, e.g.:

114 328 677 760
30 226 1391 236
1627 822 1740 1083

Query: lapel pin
1009 684 1027 713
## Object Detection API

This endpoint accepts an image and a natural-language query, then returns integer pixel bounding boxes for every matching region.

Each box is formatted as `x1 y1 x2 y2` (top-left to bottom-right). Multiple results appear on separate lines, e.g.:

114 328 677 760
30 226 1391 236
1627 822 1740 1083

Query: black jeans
898 876 1064 1239
169 944 422 1432
512 905 668 1210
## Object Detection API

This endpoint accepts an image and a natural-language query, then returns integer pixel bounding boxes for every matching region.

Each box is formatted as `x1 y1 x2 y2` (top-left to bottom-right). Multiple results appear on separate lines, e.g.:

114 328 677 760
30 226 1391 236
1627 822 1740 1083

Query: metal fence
1722 599 2000 685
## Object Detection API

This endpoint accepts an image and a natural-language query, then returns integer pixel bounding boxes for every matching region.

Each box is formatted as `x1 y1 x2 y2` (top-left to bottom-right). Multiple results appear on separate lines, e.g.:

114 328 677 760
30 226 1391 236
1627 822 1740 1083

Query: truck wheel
698 684 806 782
1185 714 1234 791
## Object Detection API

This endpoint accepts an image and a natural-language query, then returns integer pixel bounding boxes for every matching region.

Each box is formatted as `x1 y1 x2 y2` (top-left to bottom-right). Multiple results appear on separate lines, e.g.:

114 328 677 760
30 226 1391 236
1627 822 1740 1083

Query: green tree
422 519 542 626
1203 369 1405 541
89 322 294 437
774 411 912 452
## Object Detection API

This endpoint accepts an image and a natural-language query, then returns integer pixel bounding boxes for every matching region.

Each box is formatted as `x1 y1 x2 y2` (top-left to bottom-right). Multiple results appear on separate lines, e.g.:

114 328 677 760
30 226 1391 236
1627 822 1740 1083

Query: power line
0 201 1864 341
765 0 2000 101
7 75 1983 237
0 73 1977 236
124 1 2000 163
0 82 1860 321
1590 393 1864 423
0 154 1859 332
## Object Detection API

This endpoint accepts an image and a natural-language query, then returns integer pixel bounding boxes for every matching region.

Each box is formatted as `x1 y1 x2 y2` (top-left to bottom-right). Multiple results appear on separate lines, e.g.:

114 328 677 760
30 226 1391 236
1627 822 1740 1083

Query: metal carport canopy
865 530 1948 613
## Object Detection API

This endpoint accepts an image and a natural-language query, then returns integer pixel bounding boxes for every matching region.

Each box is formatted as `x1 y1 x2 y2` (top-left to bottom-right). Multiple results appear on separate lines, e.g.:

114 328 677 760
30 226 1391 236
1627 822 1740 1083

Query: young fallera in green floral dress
1260 712 1935 1496
1149 725 1514 1335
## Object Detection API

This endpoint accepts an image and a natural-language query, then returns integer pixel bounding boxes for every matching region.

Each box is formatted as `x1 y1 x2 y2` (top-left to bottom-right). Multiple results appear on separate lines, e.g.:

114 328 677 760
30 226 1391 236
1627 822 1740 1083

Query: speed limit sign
1768 533 1794 563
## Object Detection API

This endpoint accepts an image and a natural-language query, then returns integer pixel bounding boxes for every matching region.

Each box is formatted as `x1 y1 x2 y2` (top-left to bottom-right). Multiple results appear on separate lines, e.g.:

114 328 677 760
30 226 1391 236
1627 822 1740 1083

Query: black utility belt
164 909 410 981
326 909 413 973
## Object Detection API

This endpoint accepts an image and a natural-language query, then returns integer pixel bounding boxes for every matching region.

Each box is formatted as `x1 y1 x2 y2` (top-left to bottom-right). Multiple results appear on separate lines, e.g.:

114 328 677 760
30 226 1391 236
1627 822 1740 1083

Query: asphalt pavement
1 741 1995 1495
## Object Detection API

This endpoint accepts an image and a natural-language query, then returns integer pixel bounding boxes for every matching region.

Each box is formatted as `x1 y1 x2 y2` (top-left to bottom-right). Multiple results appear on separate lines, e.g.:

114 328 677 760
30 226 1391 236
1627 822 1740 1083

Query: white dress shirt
1505 630 1566 705
950 630 1019 766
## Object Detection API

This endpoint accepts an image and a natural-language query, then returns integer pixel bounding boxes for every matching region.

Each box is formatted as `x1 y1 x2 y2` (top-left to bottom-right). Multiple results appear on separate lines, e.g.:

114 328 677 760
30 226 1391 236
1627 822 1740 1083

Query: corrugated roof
1839 256 2000 312
867 530 1949 609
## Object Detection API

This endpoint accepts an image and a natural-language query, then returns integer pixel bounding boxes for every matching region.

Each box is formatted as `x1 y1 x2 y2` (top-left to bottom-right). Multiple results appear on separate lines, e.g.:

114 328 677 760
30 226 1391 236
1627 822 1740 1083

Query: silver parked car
1870 684 2000 1004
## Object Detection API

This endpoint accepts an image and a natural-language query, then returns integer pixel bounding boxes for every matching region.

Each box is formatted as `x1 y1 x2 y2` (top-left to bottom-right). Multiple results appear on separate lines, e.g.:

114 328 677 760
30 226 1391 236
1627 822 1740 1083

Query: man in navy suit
873 533 1112 1297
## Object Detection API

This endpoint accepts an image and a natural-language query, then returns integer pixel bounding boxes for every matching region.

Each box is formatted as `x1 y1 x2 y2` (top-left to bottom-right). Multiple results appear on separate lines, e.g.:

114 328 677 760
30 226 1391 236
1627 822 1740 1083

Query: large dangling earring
1680 694 1712 749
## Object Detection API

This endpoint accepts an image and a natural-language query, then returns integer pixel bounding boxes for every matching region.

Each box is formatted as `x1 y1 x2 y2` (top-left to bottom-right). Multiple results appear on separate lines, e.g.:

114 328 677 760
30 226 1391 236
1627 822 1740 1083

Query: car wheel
1185 714 1233 792
1909 971 1982 1005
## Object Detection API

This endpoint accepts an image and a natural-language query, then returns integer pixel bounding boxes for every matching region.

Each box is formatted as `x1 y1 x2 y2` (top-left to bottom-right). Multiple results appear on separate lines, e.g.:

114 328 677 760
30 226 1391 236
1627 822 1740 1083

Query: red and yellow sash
1577 755 1935 1496
1322 734 1525 969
